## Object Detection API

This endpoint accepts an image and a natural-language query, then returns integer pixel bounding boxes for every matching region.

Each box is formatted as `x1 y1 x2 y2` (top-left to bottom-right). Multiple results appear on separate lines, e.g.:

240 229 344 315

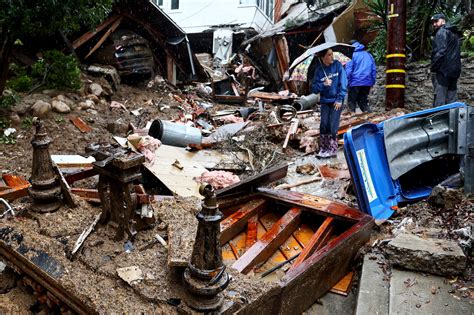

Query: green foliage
0 117 8 129
22 117 33 129
368 28 388 64
461 28 474 57
54 115 65 124
0 134 16 145
7 75 33 92
0 94 20 110
0 0 115 39
32 50 82 90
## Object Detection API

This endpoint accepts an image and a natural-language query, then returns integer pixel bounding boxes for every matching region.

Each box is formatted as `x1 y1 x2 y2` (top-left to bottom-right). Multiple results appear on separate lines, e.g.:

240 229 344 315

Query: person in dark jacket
346 40 376 112
312 48 348 158
431 13 461 107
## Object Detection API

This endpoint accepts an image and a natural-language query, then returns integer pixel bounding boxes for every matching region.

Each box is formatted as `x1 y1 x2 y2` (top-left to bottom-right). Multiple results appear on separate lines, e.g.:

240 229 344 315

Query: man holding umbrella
312 47 348 158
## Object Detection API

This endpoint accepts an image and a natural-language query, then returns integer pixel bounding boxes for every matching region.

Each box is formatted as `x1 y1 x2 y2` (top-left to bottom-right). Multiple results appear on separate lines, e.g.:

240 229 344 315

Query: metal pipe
293 93 320 111
385 0 406 110
185 35 196 76
148 119 202 147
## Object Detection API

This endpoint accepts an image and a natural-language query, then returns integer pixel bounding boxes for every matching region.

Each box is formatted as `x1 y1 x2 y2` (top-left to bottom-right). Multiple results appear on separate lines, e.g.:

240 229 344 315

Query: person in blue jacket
312 48 348 158
345 40 376 113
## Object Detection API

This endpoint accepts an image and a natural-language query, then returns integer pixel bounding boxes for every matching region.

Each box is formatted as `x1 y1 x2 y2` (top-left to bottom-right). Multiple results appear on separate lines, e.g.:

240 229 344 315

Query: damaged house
72 0 207 85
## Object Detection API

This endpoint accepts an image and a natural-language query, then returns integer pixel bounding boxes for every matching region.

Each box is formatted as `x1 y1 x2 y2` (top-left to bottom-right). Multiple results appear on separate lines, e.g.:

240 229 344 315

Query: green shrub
32 50 81 90
0 94 20 110
7 75 33 92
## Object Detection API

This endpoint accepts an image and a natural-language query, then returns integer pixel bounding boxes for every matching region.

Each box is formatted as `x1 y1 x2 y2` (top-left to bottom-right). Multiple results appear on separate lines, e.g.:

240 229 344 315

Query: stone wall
368 56 474 111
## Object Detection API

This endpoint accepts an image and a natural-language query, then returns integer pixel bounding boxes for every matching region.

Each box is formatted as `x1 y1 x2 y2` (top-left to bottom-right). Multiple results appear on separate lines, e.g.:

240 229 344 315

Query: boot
326 136 338 158
316 134 330 158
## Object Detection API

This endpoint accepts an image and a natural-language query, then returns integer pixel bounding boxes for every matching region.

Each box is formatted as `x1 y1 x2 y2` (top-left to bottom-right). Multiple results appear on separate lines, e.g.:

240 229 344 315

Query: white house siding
154 0 274 34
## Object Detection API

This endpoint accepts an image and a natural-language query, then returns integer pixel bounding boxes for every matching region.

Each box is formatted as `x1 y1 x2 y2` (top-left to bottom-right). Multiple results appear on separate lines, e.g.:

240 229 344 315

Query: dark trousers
432 72 458 107
320 103 342 138
348 86 371 112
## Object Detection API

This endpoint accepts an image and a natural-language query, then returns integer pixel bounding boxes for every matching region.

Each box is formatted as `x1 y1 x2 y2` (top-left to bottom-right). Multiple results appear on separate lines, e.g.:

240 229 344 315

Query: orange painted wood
329 271 354 296
253 220 287 275
293 224 314 249
260 212 301 260
232 207 302 274
318 165 350 179
259 213 289 265
246 215 258 250
70 117 92 133
291 217 334 269
2 174 29 187
220 198 267 245
222 243 237 263
0 184 30 201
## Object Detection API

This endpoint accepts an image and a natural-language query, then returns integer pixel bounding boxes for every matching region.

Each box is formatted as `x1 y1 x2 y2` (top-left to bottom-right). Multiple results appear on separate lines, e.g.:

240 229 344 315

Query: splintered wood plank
246 215 258 250
70 117 92 133
330 271 354 296
232 207 302 274
2 174 29 187
260 213 301 260
220 199 267 244
254 221 287 276
291 217 335 269
293 224 314 249
72 15 121 49
70 188 100 203
258 214 288 265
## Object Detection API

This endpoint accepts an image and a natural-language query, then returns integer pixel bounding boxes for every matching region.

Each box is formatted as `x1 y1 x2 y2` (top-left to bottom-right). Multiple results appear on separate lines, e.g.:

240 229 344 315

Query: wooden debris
70 117 92 133
71 213 101 258
274 176 321 190
329 271 355 296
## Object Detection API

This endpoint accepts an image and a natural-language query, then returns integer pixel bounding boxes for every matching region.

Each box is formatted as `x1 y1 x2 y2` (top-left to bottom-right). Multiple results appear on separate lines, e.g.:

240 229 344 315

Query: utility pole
385 0 406 109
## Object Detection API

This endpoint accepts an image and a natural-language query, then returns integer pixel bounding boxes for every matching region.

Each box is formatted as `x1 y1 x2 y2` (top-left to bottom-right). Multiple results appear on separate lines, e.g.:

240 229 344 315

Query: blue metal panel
344 102 467 220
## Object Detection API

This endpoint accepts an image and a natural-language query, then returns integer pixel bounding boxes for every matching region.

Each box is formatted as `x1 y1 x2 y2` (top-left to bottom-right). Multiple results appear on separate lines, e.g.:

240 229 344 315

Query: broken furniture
29 119 62 213
216 188 374 314
184 184 229 311
85 143 145 240
344 102 474 220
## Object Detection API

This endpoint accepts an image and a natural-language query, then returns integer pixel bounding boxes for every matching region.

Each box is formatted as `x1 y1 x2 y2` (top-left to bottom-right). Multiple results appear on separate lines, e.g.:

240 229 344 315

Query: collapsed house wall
369 56 474 111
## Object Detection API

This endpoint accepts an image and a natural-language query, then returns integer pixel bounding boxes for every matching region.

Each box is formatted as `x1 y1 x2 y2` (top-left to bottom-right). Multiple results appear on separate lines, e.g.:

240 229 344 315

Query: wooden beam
64 168 98 185
232 207 302 274
72 15 121 49
71 188 100 203
246 215 258 250
70 117 92 133
0 184 30 202
2 174 29 187
220 199 267 245
85 17 122 59
291 217 334 269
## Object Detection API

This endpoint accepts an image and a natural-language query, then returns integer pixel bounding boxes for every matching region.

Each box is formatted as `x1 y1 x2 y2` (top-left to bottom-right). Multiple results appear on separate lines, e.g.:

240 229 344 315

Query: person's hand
334 102 342 110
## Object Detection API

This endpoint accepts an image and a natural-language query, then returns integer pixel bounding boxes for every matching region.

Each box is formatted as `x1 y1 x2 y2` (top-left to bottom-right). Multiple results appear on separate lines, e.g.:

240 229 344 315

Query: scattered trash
116 266 143 286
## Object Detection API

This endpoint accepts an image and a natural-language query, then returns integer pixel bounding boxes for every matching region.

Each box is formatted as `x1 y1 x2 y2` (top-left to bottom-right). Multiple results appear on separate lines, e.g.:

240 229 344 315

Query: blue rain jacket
346 41 377 87
311 60 347 104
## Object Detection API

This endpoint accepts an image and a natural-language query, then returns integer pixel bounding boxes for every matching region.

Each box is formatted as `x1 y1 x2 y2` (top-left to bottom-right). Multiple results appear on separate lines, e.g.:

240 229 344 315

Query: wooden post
167 55 176 85
385 0 406 110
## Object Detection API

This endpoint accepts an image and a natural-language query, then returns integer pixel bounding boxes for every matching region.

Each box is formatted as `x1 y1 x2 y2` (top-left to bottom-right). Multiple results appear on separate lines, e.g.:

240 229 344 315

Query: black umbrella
288 42 355 72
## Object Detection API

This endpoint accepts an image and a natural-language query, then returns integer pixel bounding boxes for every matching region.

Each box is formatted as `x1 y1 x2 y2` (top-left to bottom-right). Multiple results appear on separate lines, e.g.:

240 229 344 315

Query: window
171 0 179 10
153 0 163 6
239 0 257 4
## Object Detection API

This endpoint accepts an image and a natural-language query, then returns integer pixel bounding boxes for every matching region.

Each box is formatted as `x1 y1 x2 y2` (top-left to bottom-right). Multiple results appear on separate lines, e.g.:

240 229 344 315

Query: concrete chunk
355 254 389 315
385 233 467 276
390 269 472 314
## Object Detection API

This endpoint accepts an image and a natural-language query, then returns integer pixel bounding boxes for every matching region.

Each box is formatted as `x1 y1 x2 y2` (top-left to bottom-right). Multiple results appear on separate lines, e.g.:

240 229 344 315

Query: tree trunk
0 35 14 96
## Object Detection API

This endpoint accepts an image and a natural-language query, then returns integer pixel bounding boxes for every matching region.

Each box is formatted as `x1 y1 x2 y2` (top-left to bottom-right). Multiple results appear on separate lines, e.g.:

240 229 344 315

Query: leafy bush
7 75 33 92
32 50 81 90
0 94 20 110
462 28 474 57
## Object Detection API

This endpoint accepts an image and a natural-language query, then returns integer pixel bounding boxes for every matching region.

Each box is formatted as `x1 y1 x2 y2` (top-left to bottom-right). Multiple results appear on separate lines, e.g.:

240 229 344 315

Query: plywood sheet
144 145 207 198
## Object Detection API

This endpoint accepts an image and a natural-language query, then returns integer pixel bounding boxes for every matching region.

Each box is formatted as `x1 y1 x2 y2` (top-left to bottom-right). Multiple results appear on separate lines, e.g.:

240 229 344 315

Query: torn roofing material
242 2 347 45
